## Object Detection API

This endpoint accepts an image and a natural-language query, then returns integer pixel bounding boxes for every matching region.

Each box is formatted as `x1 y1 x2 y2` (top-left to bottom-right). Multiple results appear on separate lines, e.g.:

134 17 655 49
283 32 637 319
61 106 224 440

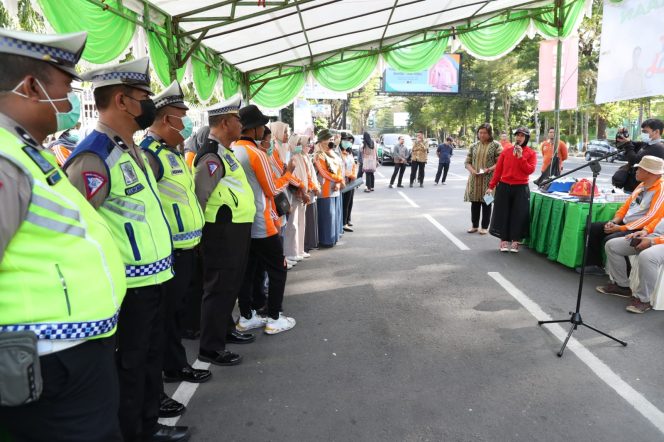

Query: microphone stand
537 149 628 357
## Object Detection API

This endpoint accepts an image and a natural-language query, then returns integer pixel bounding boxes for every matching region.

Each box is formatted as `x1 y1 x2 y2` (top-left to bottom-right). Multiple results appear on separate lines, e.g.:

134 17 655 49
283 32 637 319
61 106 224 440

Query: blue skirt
336 192 344 236
317 197 338 247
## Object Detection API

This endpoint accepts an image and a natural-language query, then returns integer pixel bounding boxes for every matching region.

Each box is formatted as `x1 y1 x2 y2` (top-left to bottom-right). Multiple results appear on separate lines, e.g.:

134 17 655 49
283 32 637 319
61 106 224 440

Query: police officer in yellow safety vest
63 59 189 442
194 97 257 366
140 81 211 419
0 28 127 442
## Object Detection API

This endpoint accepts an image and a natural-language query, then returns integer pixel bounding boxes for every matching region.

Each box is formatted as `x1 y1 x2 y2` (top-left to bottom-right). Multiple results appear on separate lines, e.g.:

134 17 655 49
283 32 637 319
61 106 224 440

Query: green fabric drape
192 51 219 102
222 65 240 98
36 0 135 64
459 11 530 60
250 68 305 108
384 34 449 73
535 0 588 38
147 28 185 87
313 51 378 92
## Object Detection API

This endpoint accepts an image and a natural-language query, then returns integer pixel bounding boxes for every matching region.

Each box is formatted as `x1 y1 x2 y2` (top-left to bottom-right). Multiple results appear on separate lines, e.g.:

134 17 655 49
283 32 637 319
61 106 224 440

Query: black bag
274 191 291 217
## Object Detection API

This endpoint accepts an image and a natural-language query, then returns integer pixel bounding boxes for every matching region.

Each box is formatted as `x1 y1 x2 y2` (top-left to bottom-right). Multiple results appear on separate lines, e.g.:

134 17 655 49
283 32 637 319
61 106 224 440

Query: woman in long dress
464 123 502 234
314 129 345 247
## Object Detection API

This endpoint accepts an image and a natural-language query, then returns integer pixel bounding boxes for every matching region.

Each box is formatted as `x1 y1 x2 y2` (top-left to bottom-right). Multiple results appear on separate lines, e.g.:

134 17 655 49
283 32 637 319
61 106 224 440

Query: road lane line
423 214 470 251
158 359 211 426
397 191 419 208
488 271 664 435
376 171 386 178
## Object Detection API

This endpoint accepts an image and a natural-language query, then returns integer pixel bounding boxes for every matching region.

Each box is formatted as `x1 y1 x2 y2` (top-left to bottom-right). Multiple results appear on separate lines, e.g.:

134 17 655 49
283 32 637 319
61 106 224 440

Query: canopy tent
11 0 590 108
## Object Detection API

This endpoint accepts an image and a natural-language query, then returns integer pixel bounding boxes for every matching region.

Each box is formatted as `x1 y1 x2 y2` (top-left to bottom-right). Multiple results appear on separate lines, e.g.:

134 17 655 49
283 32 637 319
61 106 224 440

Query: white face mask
641 132 651 143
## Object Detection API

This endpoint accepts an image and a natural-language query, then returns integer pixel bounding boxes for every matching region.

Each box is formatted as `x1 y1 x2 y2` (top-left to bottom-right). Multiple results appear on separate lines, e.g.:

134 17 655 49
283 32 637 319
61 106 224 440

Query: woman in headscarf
303 136 320 252
360 131 378 192
464 123 502 234
487 126 537 252
284 134 313 262
314 129 345 247
340 132 358 231
269 121 291 164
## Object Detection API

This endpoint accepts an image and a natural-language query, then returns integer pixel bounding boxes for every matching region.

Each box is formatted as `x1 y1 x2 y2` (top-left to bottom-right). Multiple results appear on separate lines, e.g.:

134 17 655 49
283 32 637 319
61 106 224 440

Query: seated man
599 214 664 314
579 155 664 275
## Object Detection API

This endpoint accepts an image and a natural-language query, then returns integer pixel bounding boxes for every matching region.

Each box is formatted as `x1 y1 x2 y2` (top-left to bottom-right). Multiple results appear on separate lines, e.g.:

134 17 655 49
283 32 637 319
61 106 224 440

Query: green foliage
17 0 44 32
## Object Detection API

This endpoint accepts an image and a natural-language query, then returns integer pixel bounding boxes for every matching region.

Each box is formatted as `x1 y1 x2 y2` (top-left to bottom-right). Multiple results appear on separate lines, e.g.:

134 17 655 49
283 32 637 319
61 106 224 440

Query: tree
348 75 380 132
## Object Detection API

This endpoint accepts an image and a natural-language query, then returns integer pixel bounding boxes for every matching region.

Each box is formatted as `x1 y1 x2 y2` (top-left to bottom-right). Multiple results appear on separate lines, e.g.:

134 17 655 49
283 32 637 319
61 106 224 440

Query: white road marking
397 191 419 208
423 214 470 251
376 171 385 178
488 271 664 435
158 359 211 426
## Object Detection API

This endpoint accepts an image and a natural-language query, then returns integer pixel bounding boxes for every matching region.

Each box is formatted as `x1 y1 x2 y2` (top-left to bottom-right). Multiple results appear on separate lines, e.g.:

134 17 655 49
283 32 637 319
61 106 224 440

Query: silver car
379 134 413 165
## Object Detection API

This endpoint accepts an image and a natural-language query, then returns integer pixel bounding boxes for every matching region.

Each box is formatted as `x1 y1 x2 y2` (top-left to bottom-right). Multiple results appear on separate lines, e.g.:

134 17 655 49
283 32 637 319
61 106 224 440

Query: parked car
427 138 438 148
352 135 363 161
585 139 625 162
379 133 413 165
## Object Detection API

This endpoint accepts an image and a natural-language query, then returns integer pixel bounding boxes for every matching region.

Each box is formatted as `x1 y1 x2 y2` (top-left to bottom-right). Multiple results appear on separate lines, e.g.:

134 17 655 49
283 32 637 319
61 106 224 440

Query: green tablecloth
526 192 623 268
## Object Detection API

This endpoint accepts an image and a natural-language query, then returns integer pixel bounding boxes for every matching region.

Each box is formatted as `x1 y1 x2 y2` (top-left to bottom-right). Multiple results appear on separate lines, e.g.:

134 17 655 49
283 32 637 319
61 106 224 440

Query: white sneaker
287 262 293 270
302 252 311 258
236 310 267 332
286 256 300 263
264 313 296 335
295 255 305 261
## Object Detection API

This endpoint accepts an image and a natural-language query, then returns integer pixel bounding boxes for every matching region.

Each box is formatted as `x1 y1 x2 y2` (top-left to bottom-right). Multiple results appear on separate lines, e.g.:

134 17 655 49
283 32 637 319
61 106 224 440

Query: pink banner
539 37 579 112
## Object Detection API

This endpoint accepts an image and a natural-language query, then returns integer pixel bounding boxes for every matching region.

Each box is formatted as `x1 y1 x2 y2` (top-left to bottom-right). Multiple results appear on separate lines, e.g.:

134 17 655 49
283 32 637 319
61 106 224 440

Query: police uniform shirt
65 122 160 208
194 134 227 213
0 113 33 261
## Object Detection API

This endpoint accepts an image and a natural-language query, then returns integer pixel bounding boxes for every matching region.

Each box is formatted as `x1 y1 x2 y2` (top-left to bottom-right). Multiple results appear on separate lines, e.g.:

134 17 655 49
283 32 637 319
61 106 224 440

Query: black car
585 139 625 162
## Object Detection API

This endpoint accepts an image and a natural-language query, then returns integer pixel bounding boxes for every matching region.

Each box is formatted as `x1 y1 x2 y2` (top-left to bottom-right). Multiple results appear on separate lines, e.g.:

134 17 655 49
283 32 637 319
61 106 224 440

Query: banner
293 99 314 138
538 37 579 112
382 54 460 95
596 0 664 104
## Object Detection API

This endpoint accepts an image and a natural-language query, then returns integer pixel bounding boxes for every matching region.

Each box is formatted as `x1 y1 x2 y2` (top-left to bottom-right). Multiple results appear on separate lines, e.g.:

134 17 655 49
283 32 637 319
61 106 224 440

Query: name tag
125 183 145 195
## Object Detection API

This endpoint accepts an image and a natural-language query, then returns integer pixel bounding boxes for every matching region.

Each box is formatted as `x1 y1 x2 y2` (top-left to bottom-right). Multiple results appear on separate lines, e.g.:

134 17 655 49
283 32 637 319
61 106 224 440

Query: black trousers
471 201 492 229
239 234 287 320
342 188 355 225
435 163 450 183
410 161 425 185
182 249 203 334
199 219 252 353
586 221 634 266
0 338 122 442
390 163 406 185
304 202 318 252
489 182 530 241
162 248 196 372
116 285 164 441
365 172 375 189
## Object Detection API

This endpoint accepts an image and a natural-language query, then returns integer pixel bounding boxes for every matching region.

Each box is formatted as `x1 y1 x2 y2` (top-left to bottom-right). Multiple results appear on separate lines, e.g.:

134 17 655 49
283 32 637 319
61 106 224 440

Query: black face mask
126 96 157 130
328 142 335 150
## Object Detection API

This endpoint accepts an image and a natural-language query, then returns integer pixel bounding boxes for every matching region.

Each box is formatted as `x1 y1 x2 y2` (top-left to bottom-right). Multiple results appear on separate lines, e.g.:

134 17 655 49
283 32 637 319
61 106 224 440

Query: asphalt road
166 150 664 442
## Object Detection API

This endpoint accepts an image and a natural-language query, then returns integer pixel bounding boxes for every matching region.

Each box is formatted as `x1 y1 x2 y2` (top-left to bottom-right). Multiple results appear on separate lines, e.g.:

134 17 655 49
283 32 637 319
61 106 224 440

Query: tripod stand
538 151 628 357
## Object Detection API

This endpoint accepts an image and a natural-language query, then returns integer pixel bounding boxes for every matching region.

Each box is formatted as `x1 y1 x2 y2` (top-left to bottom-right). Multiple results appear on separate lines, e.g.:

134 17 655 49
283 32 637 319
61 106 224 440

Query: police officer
64 59 189 441
140 81 211 418
0 29 126 441
194 98 257 366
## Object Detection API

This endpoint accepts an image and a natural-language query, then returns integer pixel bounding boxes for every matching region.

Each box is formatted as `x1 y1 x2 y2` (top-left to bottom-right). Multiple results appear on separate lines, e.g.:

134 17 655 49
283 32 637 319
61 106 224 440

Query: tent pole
551 0 564 174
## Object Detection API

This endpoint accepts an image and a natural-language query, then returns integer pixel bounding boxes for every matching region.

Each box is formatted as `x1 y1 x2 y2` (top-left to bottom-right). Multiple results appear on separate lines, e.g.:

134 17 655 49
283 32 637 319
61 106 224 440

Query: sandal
467 227 478 233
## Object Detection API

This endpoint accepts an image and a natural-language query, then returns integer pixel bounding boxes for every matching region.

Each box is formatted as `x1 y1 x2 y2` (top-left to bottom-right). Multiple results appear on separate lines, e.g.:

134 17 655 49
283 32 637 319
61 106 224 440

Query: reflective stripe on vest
141 137 204 248
200 147 256 224
0 128 127 341
95 139 173 288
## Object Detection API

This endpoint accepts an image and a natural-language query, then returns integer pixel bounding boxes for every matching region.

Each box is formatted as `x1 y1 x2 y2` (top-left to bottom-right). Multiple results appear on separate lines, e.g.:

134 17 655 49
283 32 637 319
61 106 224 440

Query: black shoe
163 366 212 383
347 222 353 227
145 423 190 442
181 329 200 340
198 349 242 366
389 184 393 188
226 329 256 344
409 183 413 188
159 394 186 418
397 185 404 188
419 183 423 187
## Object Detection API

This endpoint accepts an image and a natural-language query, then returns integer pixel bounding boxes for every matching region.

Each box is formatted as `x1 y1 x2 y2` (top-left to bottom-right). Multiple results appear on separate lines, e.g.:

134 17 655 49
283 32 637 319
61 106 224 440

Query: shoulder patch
207 161 220 176
82 171 107 200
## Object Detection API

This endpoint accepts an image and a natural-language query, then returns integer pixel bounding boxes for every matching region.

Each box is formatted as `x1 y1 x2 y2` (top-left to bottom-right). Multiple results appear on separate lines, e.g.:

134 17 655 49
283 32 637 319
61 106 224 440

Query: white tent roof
134 0 552 73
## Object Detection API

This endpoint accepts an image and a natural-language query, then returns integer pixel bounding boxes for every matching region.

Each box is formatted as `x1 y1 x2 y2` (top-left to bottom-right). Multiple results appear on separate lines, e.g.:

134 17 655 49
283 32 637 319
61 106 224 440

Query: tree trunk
597 116 607 139
502 93 511 135
582 112 590 150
